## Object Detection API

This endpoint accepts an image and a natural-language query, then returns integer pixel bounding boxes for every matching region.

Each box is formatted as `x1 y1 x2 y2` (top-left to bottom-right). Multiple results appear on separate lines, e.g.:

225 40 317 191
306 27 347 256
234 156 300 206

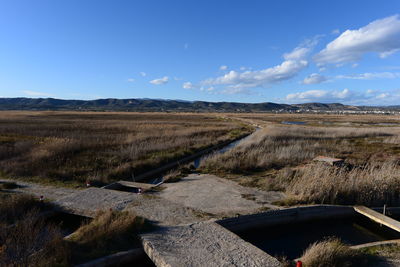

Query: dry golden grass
201 125 398 172
0 193 51 225
201 123 400 206
299 238 370 267
0 194 69 266
67 210 147 263
0 111 250 185
286 161 400 206
228 113 400 126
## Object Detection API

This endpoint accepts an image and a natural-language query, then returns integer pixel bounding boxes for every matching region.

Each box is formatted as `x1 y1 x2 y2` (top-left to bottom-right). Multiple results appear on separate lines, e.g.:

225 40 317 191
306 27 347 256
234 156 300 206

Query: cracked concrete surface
156 174 284 216
142 221 281 267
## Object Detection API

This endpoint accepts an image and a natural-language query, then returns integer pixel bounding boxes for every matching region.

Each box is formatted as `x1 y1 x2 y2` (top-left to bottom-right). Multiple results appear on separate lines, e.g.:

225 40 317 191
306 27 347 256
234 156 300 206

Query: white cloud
183 82 194 89
331 29 340 35
315 15 400 65
150 76 169 85
285 88 400 105
220 87 252 95
204 59 308 89
302 73 328 84
22 90 53 97
285 88 359 103
140 72 147 77
127 78 135 82
336 72 400 80
219 65 228 71
200 38 320 90
283 47 311 61
376 93 390 99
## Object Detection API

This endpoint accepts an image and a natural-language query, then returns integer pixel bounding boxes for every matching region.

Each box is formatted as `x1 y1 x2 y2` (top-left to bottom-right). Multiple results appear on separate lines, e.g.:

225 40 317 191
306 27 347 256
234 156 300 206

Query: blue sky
1 0 400 105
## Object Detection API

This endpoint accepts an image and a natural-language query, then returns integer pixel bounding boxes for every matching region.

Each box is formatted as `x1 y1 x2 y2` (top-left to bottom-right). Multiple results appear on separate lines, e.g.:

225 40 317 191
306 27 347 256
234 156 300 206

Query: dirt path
156 174 285 217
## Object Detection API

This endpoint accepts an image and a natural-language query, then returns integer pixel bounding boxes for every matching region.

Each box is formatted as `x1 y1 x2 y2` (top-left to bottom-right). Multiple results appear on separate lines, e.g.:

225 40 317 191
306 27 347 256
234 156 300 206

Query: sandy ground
156 173 285 217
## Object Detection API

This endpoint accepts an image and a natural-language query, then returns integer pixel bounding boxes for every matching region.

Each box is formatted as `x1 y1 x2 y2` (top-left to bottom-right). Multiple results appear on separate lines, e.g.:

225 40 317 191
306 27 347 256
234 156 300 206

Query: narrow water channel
145 128 260 184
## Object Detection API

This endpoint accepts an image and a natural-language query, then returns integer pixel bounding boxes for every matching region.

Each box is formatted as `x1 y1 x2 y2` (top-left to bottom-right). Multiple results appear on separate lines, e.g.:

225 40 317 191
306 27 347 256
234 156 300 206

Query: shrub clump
299 238 369 267
67 210 147 262
0 195 69 266
286 160 400 206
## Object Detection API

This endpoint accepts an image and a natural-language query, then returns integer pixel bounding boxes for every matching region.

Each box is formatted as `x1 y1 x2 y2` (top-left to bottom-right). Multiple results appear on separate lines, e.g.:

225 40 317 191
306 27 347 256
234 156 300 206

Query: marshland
2 111 400 266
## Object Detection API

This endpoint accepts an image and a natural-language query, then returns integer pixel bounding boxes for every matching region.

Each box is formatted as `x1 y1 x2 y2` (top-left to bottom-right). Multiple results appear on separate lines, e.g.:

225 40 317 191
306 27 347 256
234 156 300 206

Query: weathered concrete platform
141 221 281 267
55 188 139 217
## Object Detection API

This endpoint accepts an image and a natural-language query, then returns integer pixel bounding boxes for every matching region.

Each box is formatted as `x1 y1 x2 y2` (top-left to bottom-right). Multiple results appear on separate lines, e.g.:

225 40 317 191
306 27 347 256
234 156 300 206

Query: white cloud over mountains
286 88 351 102
314 15 400 65
285 88 400 105
23 90 53 97
150 76 169 85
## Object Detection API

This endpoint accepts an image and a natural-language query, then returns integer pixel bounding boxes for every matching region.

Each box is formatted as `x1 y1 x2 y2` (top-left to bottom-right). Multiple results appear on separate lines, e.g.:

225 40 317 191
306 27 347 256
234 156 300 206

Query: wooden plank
354 206 400 232
350 239 400 250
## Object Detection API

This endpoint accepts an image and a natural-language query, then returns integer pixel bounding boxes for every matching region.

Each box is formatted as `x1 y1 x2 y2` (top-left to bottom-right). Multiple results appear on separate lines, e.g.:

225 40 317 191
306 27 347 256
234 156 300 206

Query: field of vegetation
0 111 251 186
201 114 400 206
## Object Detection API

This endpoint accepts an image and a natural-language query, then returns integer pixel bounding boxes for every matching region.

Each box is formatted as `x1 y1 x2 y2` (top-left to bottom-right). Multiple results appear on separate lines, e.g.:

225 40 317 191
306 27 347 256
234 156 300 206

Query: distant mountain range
0 97 398 112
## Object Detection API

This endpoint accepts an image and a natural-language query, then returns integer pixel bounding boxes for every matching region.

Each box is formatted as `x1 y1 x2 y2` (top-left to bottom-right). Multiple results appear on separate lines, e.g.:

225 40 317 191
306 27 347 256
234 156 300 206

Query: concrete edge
142 237 172 267
75 248 145 267
217 205 355 232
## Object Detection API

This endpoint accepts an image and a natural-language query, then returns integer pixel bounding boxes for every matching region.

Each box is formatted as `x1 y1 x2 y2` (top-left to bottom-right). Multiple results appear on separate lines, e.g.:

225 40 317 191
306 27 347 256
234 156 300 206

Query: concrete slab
141 221 281 267
55 188 139 217
156 174 284 216
125 196 209 226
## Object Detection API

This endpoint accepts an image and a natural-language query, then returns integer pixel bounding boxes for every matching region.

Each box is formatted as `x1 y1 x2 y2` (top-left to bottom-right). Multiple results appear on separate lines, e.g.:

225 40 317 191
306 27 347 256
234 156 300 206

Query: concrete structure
218 205 354 232
141 221 281 267
54 187 139 217
313 155 344 166
76 248 145 267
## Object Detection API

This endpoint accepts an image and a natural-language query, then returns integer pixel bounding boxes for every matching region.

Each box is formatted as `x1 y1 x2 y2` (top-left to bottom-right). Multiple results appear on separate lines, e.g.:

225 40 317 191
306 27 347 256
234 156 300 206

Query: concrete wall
217 205 355 232
217 205 400 233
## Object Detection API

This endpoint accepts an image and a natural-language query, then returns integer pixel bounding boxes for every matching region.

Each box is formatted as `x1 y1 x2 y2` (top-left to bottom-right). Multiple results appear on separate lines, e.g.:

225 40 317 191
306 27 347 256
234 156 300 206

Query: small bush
0 194 50 225
0 196 69 266
68 210 148 262
300 238 369 267
287 160 400 206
